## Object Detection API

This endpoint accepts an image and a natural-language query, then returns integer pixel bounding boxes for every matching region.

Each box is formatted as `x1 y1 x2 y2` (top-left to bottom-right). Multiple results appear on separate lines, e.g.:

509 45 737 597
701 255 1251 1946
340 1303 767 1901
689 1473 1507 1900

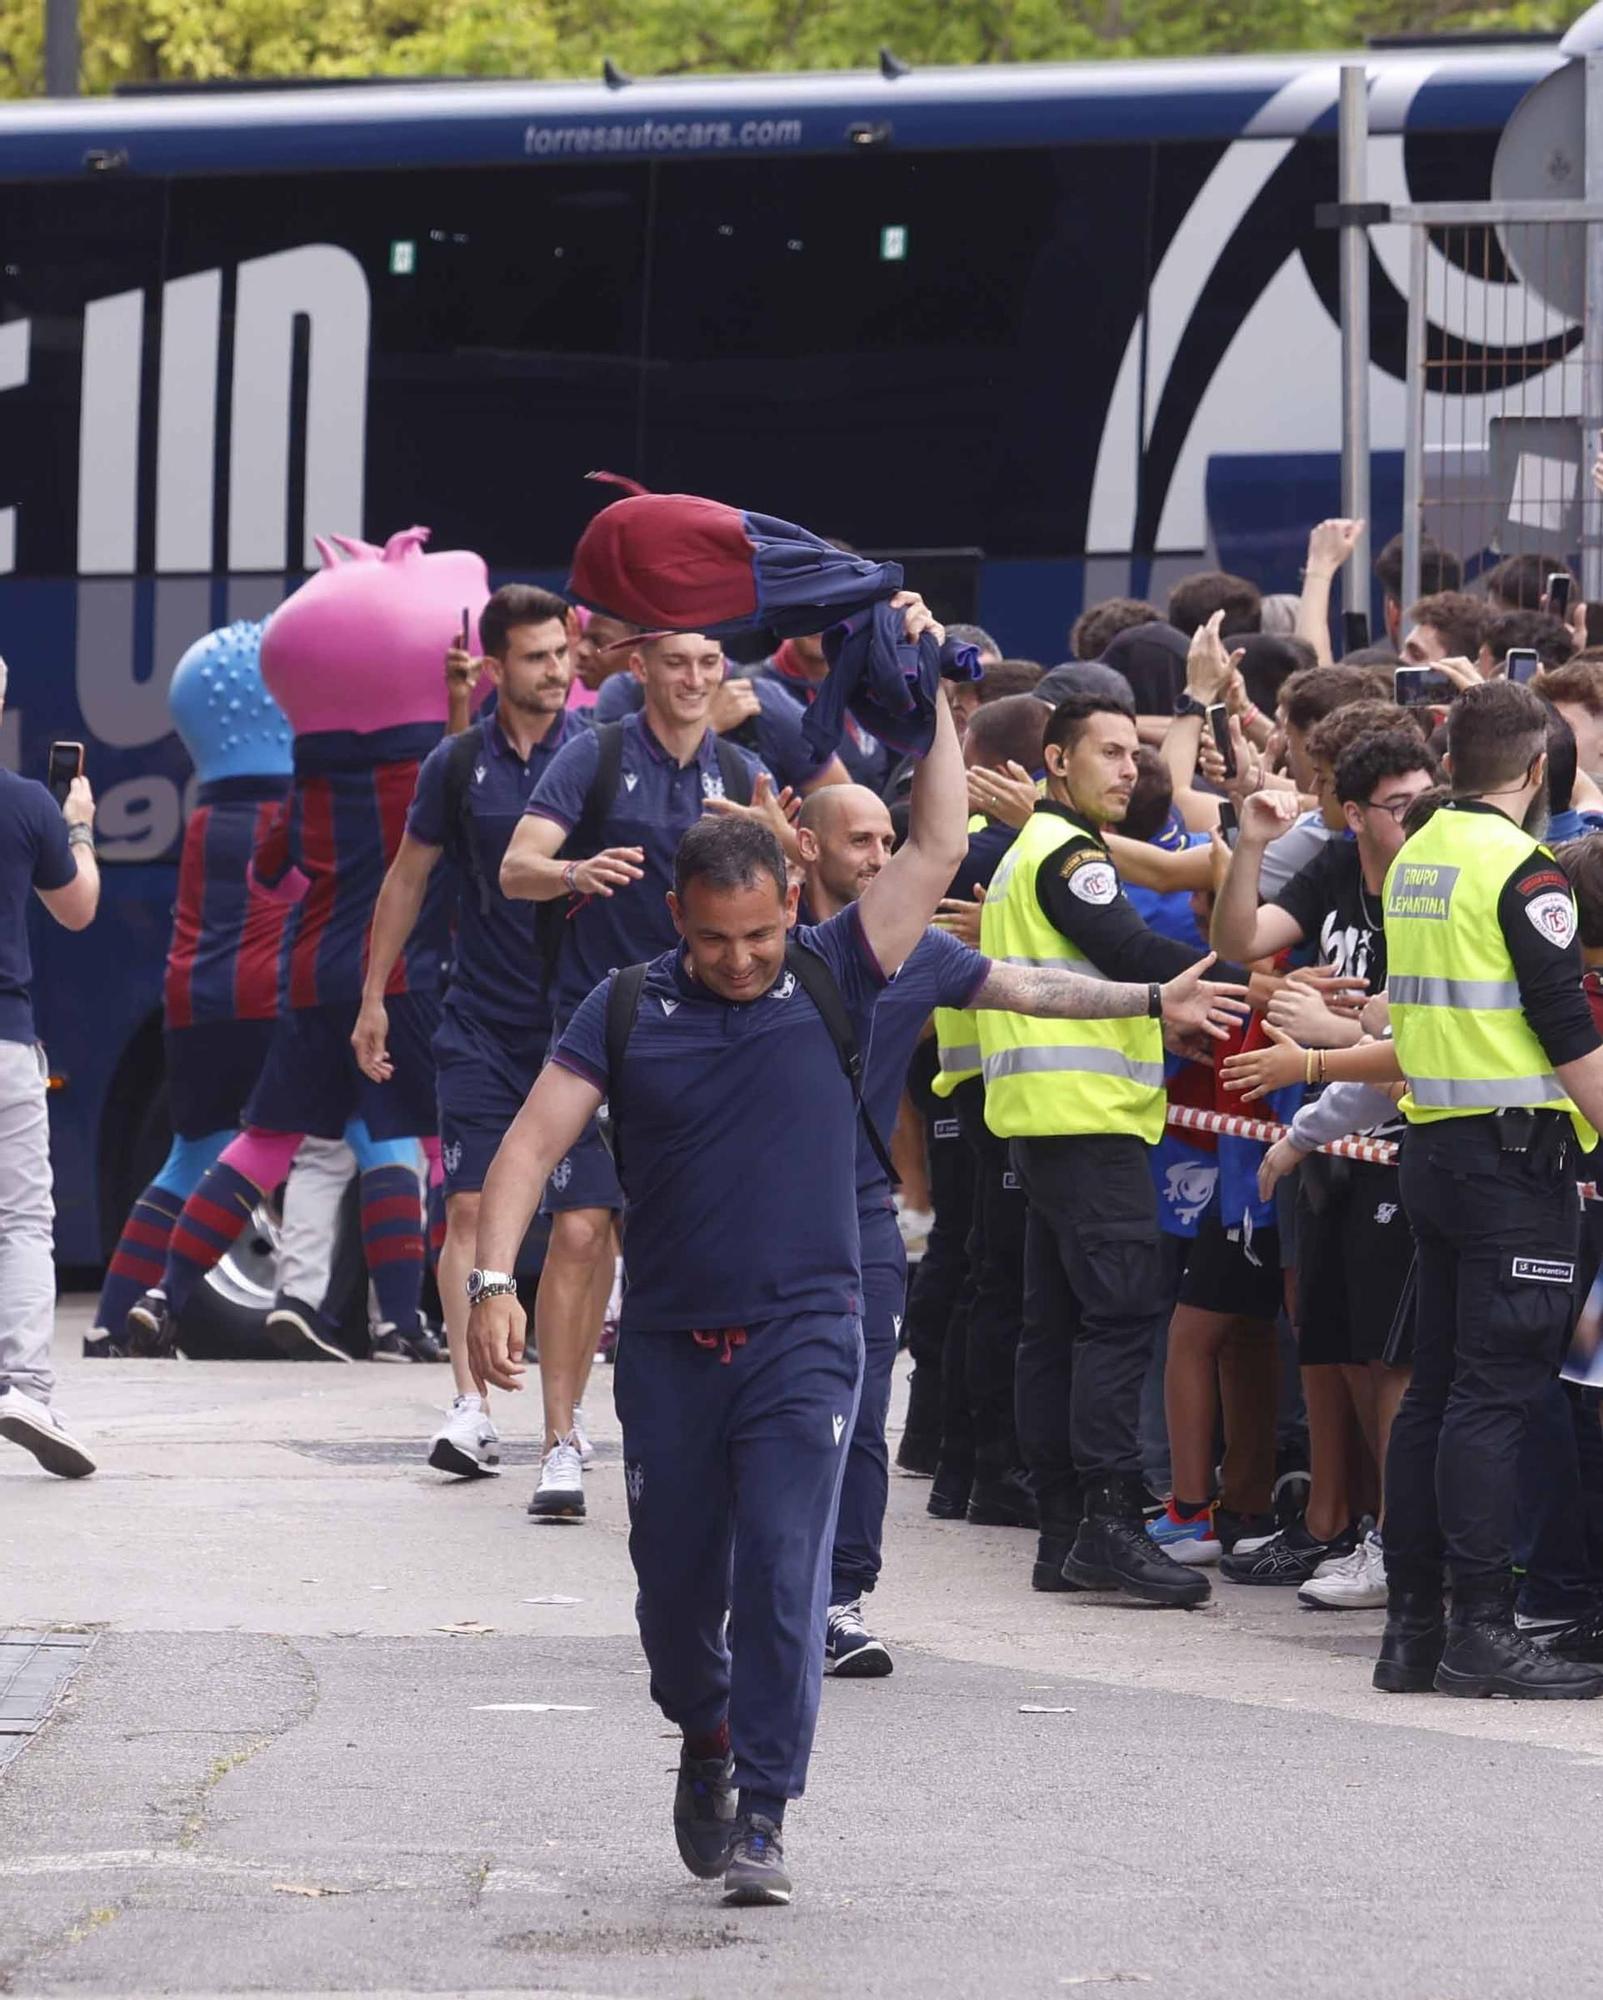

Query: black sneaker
723 1815 791 1906
966 1466 1038 1529
673 1749 737 1879
83 1329 129 1359
126 1290 175 1357
368 1325 415 1363
824 1597 893 1678
926 1462 973 1520
264 1298 352 1363
1214 1507 1275 1554
1220 1520 1357 1586
1063 1512 1211 1608
402 1318 447 1363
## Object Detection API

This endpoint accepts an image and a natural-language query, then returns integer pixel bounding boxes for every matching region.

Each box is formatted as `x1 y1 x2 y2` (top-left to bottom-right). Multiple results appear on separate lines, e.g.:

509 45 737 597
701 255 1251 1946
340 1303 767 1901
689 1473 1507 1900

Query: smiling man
469 597 964 1906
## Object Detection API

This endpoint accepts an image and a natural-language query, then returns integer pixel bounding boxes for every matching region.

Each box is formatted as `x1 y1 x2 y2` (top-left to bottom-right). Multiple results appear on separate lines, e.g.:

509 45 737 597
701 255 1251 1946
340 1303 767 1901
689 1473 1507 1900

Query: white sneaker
0 1384 96 1478
527 1432 586 1521
572 1405 596 1468
427 1394 500 1478
1298 1531 1386 1609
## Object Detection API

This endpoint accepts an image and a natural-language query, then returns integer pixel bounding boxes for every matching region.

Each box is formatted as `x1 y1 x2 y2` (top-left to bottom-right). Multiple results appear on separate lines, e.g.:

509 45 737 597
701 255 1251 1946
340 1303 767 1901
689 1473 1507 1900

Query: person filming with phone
0 666 100 1479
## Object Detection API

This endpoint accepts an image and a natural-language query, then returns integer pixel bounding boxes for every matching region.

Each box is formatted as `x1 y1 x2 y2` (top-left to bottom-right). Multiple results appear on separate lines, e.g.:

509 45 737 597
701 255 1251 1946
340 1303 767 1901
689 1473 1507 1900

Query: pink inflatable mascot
128 528 491 1360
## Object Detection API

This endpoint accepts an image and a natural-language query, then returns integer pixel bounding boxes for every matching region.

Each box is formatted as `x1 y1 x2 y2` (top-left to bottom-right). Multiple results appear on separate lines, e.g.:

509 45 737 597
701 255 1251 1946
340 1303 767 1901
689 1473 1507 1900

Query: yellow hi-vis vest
932 813 990 1098
1383 802 1595 1149
976 806 1165 1142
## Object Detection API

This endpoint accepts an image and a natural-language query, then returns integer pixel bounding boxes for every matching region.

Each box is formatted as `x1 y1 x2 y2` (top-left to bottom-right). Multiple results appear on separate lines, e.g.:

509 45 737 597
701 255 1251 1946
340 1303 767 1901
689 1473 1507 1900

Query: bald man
796 786 1245 1666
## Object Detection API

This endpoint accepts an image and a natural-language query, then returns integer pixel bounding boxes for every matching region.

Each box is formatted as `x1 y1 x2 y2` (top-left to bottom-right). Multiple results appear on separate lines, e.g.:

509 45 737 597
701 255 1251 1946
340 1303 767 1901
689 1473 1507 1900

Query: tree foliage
0 0 1575 98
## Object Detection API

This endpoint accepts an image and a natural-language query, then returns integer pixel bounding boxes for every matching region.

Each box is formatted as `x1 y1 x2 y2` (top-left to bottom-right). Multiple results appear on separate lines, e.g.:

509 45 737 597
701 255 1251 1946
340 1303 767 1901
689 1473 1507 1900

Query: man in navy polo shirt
499 630 770 1521
355 584 579 1475
795 782 1248 1679
592 631 850 797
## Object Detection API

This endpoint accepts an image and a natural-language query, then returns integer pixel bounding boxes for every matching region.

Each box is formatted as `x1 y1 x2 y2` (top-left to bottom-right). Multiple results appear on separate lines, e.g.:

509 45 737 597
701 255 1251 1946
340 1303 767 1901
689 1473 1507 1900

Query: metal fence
1396 200 1603 609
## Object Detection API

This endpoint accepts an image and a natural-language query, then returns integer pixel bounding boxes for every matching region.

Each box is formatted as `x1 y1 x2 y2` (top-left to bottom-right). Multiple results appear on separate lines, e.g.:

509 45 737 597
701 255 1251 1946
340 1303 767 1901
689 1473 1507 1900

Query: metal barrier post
1339 66 1372 617
1401 221 1426 617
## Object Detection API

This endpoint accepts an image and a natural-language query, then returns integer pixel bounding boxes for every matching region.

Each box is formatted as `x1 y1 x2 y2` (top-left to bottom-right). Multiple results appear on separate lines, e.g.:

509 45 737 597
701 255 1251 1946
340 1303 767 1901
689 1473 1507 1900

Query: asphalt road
4 1298 1603 1999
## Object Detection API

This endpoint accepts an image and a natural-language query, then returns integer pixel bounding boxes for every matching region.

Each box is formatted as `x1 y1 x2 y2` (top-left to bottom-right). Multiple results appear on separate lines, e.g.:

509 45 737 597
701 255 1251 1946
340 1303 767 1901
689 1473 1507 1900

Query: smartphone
1394 666 1452 707
1341 610 1371 654
459 607 471 651
1547 572 1572 617
46 740 83 805
1217 800 1239 850
1506 647 1541 685
1206 702 1236 779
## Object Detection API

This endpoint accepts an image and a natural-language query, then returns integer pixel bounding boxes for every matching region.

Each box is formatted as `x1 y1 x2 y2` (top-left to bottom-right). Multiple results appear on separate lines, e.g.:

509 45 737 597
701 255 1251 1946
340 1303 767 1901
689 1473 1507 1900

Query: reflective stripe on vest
976 807 1164 1142
1383 804 1595 1148
932 813 993 1099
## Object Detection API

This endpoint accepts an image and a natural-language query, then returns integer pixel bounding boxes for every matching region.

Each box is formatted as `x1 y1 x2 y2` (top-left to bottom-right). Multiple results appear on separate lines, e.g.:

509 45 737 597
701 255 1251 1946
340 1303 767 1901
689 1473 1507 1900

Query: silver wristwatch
466 1268 517 1305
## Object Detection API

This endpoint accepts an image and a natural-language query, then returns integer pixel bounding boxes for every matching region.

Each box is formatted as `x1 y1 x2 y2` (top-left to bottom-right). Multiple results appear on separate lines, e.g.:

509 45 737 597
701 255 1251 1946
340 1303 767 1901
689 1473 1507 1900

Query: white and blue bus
0 42 1556 1260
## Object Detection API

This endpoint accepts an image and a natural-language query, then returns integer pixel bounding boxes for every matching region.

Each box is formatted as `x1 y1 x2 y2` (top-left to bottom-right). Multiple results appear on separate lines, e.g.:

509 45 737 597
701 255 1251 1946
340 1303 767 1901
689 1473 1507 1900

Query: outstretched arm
972 952 1249 1042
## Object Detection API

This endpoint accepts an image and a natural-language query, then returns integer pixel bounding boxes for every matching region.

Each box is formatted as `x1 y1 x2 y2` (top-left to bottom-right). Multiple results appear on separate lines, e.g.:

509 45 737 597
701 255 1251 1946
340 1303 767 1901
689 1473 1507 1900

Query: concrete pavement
3 1297 1603 1998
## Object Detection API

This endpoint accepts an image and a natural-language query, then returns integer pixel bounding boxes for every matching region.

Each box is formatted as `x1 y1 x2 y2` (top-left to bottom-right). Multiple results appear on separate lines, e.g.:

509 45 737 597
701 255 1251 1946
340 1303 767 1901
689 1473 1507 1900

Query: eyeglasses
1359 795 1419 825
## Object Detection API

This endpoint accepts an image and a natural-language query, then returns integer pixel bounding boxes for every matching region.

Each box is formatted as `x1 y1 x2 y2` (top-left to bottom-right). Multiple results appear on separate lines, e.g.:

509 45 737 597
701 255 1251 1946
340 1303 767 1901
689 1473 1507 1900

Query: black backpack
602 939 897 1187
440 719 756 975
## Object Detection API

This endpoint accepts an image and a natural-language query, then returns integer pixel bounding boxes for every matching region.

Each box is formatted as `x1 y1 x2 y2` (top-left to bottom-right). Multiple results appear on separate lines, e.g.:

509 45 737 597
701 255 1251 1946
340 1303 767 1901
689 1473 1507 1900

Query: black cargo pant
1011 1132 1169 1528
1385 1112 1582 1601
899 1053 977 1462
958 1083 1028 1481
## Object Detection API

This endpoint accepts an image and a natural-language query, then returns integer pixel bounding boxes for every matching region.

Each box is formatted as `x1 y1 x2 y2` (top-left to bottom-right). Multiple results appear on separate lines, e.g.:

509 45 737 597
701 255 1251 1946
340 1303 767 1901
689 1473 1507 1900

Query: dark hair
1402 785 1451 839
965 692 1048 774
1535 658 1603 717
1122 746 1176 842
1307 699 1426 775
1042 692 1136 757
1375 531 1461 601
479 583 570 661
946 621 1001 661
1406 590 1487 660
1281 663 1392 733
1167 570 1262 638
1234 633 1315 714
673 816 787 904
1332 728 1441 807
1485 552 1573 612
1071 596 1164 661
1037 661 1136 709
1339 643 1404 668
1543 701 1578 816
1559 834 1603 948
978 658 1045 701
1482 608 1576 672
1446 678 1550 796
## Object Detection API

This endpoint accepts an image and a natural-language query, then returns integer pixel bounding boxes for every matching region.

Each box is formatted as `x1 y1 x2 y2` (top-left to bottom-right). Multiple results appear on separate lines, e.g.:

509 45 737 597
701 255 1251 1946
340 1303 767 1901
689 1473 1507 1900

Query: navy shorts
1295 1157 1414 1366
434 1000 547 1199
540 1020 623 1216
1177 1201 1282 1320
245 992 439 1143
164 1020 275 1141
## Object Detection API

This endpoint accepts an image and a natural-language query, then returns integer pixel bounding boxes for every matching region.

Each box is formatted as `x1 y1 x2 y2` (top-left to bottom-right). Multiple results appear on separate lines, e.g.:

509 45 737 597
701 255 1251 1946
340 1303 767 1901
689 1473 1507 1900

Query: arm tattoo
973 963 1145 1020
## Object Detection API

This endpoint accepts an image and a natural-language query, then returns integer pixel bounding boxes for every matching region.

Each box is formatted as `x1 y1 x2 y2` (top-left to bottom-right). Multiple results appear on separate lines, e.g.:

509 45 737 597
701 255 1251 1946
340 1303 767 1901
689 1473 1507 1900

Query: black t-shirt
1270 838 1386 991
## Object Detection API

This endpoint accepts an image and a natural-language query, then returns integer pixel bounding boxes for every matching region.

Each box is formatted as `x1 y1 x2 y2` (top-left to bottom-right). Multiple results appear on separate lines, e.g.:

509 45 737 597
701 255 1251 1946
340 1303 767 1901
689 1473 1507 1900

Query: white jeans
0 1039 56 1402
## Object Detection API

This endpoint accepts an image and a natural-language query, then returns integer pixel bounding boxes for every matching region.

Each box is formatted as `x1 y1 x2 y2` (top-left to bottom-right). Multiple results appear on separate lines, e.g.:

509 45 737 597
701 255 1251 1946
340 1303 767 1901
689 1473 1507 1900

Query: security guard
1377 679 1603 1699
979 691 1223 1606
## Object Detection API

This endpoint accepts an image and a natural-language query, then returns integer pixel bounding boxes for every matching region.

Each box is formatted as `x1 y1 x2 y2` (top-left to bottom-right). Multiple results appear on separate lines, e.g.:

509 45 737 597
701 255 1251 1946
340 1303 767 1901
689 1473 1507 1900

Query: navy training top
0 771 75 1045
408 708 580 1036
524 710 767 1022
554 905 885 1333
859 926 990 1204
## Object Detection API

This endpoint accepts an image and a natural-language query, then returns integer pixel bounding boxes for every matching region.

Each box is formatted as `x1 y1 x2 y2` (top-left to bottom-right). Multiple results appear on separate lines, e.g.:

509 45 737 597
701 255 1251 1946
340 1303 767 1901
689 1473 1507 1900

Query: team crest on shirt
702 771 727 800
441 1140 462 1176
550 1157 573 1192
1526 892 1578 948
768 972 797 1000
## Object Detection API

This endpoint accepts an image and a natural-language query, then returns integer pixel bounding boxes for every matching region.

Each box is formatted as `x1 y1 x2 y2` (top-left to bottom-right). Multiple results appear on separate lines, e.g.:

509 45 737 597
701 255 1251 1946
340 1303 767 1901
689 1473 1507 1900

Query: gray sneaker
0 1384 96 1477
723 1815 792 1906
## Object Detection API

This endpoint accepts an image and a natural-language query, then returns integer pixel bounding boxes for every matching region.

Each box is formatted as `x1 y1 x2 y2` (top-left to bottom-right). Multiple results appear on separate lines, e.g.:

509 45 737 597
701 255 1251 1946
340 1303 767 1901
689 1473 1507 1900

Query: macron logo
660 998 680 1017
892 1315 903 1338
623 771 640 792
831 1414 846 1446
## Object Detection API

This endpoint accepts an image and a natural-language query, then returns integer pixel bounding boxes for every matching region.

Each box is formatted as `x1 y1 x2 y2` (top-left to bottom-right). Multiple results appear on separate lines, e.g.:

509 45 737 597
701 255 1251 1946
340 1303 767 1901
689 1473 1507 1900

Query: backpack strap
713 734 755 806
601 961 651 1184
440 727 491 915
538 722 629 984
782 939 898 1186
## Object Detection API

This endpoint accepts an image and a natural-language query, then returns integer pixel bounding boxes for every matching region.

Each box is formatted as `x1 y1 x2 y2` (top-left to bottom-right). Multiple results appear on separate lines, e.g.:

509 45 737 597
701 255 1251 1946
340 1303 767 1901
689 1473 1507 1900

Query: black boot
1063 1475 1211 1608
1032 1491 1087 1592
926 1460 973 1520
1435 1589 1603 1700
1372 1583 1446 1694
966 1464 1038 1529
896 1367 942 1476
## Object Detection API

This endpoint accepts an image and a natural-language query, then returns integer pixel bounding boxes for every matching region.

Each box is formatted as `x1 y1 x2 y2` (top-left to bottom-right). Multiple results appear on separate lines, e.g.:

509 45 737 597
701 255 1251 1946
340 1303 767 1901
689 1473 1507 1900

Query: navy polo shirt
859 927 990 1203
592 670 834 794
525 710 767 1021
0 771 75 1045
409 709 580 1035
554 906 885 1333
